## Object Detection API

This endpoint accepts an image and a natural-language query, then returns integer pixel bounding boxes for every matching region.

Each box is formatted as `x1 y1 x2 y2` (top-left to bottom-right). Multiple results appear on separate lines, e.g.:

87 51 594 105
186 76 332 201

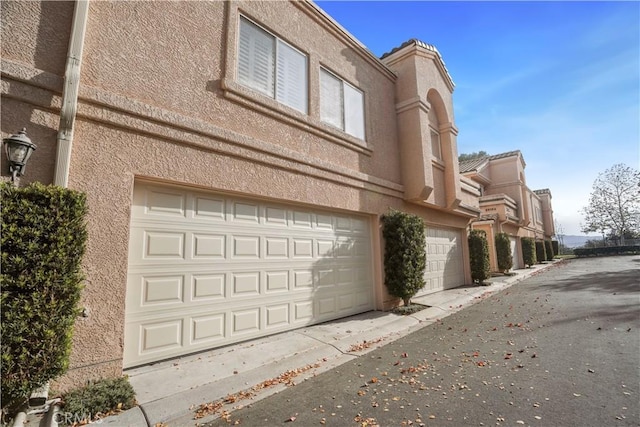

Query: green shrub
552 240 559 257
544 240 554 261
381 210 426 305
495 232 513 273
468 230 491 284
574 246 640 257
535 240 547 263
521 237 537 267
61 377 136 425
1 182 87 406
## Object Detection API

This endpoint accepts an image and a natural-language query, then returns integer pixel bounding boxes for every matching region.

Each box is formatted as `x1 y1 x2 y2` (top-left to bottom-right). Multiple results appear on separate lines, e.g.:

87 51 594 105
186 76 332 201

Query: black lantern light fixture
3 128 37 182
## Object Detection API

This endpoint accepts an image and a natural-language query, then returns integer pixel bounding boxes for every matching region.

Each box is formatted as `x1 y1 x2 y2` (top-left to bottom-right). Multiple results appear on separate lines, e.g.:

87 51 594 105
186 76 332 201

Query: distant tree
554 220 565 249
458 151 489 163
581 164 640 245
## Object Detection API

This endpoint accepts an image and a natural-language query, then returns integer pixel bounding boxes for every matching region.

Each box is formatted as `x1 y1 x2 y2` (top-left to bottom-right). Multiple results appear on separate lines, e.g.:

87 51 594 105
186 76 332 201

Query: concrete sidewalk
98 262 558 427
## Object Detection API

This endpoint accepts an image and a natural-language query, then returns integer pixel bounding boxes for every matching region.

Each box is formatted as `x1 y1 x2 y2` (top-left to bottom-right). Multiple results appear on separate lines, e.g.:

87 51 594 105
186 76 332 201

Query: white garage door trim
124 184 374 367
416 226 465 297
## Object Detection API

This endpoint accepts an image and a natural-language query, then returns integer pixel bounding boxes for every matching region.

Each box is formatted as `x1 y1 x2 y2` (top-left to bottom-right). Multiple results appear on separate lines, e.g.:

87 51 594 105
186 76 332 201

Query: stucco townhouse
460 151 556 271
1 0 487 390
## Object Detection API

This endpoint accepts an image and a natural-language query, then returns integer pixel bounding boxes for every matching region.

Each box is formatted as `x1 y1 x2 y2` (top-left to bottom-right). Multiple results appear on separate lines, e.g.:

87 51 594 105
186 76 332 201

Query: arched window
428 106 441 160
426 89 448 161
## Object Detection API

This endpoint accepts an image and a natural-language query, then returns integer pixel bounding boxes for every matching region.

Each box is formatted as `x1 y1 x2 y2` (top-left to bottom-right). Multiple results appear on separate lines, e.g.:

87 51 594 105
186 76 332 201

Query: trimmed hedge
468 230 491 284
574 246 640 257
521 237 537 267
552 240 559 257
495 232 513 273
1 182 87 406
544 240 554 261
381 210 426 305
535 240 547 264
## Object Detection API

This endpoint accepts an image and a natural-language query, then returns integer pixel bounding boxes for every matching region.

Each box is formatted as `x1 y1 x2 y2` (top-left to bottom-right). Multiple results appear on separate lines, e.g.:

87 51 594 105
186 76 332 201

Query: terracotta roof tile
459 156 489 173
380 39 454 87
459 150 524 173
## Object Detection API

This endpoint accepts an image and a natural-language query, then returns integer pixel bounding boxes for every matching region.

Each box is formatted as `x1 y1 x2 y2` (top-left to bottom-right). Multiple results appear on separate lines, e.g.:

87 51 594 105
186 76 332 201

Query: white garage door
416 227 465 297
510 237 521 270
124 184 373 367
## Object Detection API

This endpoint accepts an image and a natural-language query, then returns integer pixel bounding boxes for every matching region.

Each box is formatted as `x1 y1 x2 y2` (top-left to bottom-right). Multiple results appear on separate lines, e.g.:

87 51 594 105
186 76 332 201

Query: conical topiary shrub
521 237 536 267
535 240 547 264
544 240 554 261
495 232 513 273
381 210 426 306
469 229 491 284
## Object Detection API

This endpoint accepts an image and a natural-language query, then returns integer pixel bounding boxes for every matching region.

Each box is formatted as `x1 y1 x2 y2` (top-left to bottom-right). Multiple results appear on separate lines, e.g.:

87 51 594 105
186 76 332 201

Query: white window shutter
238 18 274 97
320 69 343 129
344 83 365 139
276 41 308 114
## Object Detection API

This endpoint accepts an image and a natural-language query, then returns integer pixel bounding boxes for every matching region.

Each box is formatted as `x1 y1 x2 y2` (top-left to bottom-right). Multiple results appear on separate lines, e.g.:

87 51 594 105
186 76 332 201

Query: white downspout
54 0 89 187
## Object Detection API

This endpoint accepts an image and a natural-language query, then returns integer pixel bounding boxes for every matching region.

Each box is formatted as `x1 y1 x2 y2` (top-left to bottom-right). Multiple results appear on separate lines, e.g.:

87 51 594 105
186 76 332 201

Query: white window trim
320 68 365 141
238 16 308 114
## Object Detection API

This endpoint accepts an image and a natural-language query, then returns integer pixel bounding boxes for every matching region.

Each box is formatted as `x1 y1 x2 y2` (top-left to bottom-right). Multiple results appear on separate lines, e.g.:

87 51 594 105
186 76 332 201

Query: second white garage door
510 237 521 270
416 227 465 297
124 184 374 367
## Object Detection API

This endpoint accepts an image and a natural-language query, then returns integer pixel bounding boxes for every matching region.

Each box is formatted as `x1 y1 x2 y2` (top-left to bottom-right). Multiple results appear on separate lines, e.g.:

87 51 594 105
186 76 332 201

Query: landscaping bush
61 377 136 425
381 210 426 305
535 240 547 263
552 240 559 257
574 246 640 257
1 182 87 407
468 230 491 284
495 232 513 273
544 240 554 261
521 237 537 267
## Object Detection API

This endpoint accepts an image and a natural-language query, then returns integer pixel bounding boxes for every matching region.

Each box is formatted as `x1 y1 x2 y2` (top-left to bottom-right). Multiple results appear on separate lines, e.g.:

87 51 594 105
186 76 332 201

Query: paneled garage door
416 227 465 297
124 184 373 367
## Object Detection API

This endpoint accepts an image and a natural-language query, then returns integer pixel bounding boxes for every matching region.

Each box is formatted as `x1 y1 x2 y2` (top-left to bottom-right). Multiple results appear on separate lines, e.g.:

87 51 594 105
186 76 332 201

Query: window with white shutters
238 17 308 114
320 68 365 140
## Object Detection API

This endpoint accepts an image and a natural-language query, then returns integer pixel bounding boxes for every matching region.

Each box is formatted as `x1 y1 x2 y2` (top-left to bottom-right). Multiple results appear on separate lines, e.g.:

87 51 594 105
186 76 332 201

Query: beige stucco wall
2 0 478 391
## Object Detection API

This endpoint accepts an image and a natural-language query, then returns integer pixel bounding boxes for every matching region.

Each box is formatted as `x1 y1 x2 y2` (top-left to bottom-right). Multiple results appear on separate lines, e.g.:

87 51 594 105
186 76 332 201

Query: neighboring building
2 0 481 390
460 151 555 271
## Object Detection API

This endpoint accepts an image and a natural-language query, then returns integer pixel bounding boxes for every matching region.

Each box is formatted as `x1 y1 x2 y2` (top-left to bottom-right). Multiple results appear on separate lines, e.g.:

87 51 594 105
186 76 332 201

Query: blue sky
316 0 640 236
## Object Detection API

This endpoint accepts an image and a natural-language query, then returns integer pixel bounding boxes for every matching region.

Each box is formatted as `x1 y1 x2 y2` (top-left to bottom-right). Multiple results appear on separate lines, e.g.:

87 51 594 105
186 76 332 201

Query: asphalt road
205 256 640 427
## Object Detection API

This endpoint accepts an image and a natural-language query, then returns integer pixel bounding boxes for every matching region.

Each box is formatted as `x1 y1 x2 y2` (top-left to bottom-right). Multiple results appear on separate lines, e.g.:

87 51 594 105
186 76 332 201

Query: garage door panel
265 271 289 293
193 234 226 259
192 274 226 300
232 308 260 335
193 196 225 221
141 275 184 306
191 313 225 344
265 304 290 329
144 189 186 218
145 231 185 258
139 319 183 354
232 202 260 223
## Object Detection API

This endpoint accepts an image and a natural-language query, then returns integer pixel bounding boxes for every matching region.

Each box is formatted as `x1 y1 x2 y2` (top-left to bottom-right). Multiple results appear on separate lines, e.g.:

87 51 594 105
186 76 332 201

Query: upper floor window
319 68 365 140
430 129 442 159
536 206 543 223
238 17 308 114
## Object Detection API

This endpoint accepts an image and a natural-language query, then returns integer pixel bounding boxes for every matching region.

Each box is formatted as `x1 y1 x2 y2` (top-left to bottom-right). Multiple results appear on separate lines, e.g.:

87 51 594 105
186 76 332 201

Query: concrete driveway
204 255 640 427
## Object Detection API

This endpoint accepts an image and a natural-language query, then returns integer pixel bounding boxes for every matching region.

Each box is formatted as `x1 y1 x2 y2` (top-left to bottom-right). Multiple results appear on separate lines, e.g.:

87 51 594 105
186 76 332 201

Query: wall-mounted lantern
3 128 37 182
